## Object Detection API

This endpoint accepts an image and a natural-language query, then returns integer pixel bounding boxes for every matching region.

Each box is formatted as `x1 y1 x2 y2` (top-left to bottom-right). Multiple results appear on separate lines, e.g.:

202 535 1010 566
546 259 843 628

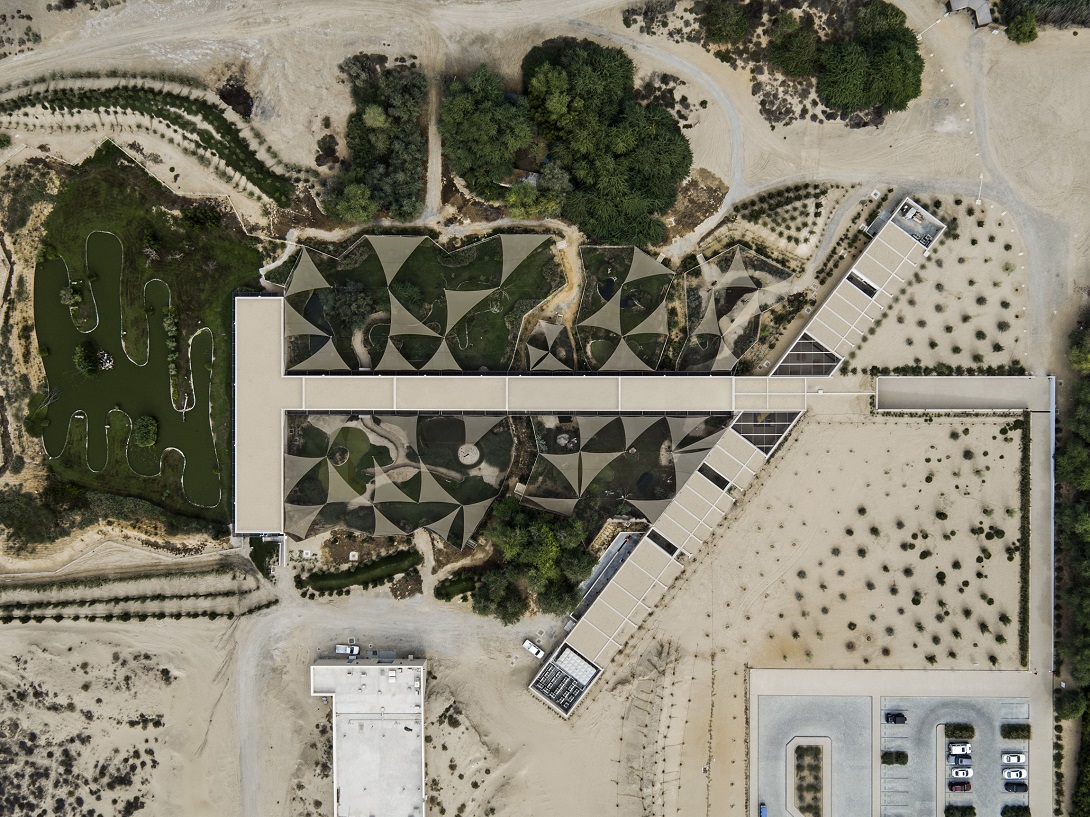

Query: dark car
949 782 971 793
1005 782 1029 793
885 712 907 724
947 755 973 767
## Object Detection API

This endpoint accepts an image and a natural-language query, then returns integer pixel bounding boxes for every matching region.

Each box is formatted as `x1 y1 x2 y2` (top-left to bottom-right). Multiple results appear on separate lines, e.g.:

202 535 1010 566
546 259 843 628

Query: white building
310 652 426 817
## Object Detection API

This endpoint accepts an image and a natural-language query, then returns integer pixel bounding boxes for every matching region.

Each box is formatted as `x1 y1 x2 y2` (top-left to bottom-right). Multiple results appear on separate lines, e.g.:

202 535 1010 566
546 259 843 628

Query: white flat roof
311 659 426 817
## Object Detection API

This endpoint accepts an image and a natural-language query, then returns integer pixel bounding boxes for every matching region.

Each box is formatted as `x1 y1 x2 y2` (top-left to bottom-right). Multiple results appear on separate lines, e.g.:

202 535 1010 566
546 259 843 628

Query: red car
949 782 972 792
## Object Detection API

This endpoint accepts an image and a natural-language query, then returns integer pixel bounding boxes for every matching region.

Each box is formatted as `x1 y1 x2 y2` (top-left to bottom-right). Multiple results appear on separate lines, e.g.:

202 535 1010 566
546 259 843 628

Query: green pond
35 231 220 507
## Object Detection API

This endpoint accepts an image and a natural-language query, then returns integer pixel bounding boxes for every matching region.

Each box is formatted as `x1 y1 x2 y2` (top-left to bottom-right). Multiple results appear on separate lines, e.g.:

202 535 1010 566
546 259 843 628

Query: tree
853 0 908 38
471 569 528 624
1058 441 1090 491
131 415 158 448
817 42 871 113
324 182 378 223
504 182 561 219
330 53 428 220
0 133 10 149
701 0 753 44
767 13 821 77
439 65 535 195
72 340 100 376
1006 12 1038 43
865 27 925 112
319 280 376 330
1056 687 1088 720
1072 341 1090 375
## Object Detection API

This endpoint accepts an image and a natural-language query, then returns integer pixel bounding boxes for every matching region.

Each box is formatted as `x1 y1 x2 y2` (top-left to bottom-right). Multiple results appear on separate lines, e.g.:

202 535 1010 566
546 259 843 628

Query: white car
948 742 972 755
1003 768 1027 780
1002 753 1027 764
522 639 545 659
950 768 973 779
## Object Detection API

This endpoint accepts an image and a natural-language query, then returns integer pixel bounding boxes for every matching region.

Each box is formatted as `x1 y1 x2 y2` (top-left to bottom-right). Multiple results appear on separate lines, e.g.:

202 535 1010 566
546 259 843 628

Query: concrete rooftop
310 659 426 817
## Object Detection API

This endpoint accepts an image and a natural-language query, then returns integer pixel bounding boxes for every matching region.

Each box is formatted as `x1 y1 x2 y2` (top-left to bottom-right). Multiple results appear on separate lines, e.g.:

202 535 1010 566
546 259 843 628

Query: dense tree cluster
325 54 428 222
471 497 596 624
439 66 537 193
699 0 924 115
318 281 375 332
817 2 924 113
1057 324 1090 686
1002 0 1089 27
440 39 693 246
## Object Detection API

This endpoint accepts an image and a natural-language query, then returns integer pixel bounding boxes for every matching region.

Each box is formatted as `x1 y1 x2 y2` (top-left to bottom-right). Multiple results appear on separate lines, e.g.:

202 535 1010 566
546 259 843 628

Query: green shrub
303 549 423 592
443 40 692 246
881 750 908 765
1006 12 1038 42
23 393 50 437
767 13 820 76
1001 805 1030 817
1056 687 1088 721
701 0 755 43
131 415 158 448
1001 722 1031 740
945 807 976 817
946 723 975 739
435 569 480 601
249 537 279 582
0 133 11 149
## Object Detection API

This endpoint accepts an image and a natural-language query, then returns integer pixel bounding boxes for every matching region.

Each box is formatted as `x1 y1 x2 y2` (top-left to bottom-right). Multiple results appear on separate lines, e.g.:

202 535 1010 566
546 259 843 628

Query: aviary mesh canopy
368 236 425 283
285 249 331 296
580 294 623 334
388 293 439 337
443 288 496 331
289 338 350 372
282 414 515 543
628 299 668 337
626 248 670 282
500 234 548 282
284 303 328 337
522 414 728 521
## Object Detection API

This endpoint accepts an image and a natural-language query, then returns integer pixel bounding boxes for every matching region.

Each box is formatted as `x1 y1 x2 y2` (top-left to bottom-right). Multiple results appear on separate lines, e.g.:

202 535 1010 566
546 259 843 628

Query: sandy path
422 76 442 222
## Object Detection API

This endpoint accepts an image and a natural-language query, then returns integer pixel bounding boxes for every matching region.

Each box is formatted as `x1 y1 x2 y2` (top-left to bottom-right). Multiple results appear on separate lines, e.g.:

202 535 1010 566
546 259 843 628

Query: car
1003 768 1028 780
1005 782 1029 793
950 768 973 779
1003 753 1027 764
334 644 360 655
948 782 972 793
947 755 973 767
948 742 972 755
885 712 907 724
522 639 545 659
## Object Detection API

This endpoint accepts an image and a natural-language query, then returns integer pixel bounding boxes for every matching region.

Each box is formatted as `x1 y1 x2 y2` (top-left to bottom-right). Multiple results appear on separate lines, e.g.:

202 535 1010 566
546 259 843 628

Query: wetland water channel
35 231 220 507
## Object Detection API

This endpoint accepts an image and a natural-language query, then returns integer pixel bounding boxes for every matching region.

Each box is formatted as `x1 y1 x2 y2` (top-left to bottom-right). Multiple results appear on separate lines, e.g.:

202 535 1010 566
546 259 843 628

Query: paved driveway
756 694 872 817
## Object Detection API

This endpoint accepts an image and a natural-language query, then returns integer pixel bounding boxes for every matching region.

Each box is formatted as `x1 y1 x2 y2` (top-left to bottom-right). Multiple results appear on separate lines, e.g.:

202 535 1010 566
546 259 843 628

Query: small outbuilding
947 0 993 27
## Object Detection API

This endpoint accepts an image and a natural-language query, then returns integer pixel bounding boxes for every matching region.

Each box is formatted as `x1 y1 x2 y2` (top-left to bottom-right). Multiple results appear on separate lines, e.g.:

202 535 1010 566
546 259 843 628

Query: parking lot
879 696 1030 817
755 695 872 817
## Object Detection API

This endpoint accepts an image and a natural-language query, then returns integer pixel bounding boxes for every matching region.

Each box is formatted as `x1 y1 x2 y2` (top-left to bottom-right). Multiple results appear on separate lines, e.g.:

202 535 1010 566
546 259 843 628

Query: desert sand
0 0 1081 815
